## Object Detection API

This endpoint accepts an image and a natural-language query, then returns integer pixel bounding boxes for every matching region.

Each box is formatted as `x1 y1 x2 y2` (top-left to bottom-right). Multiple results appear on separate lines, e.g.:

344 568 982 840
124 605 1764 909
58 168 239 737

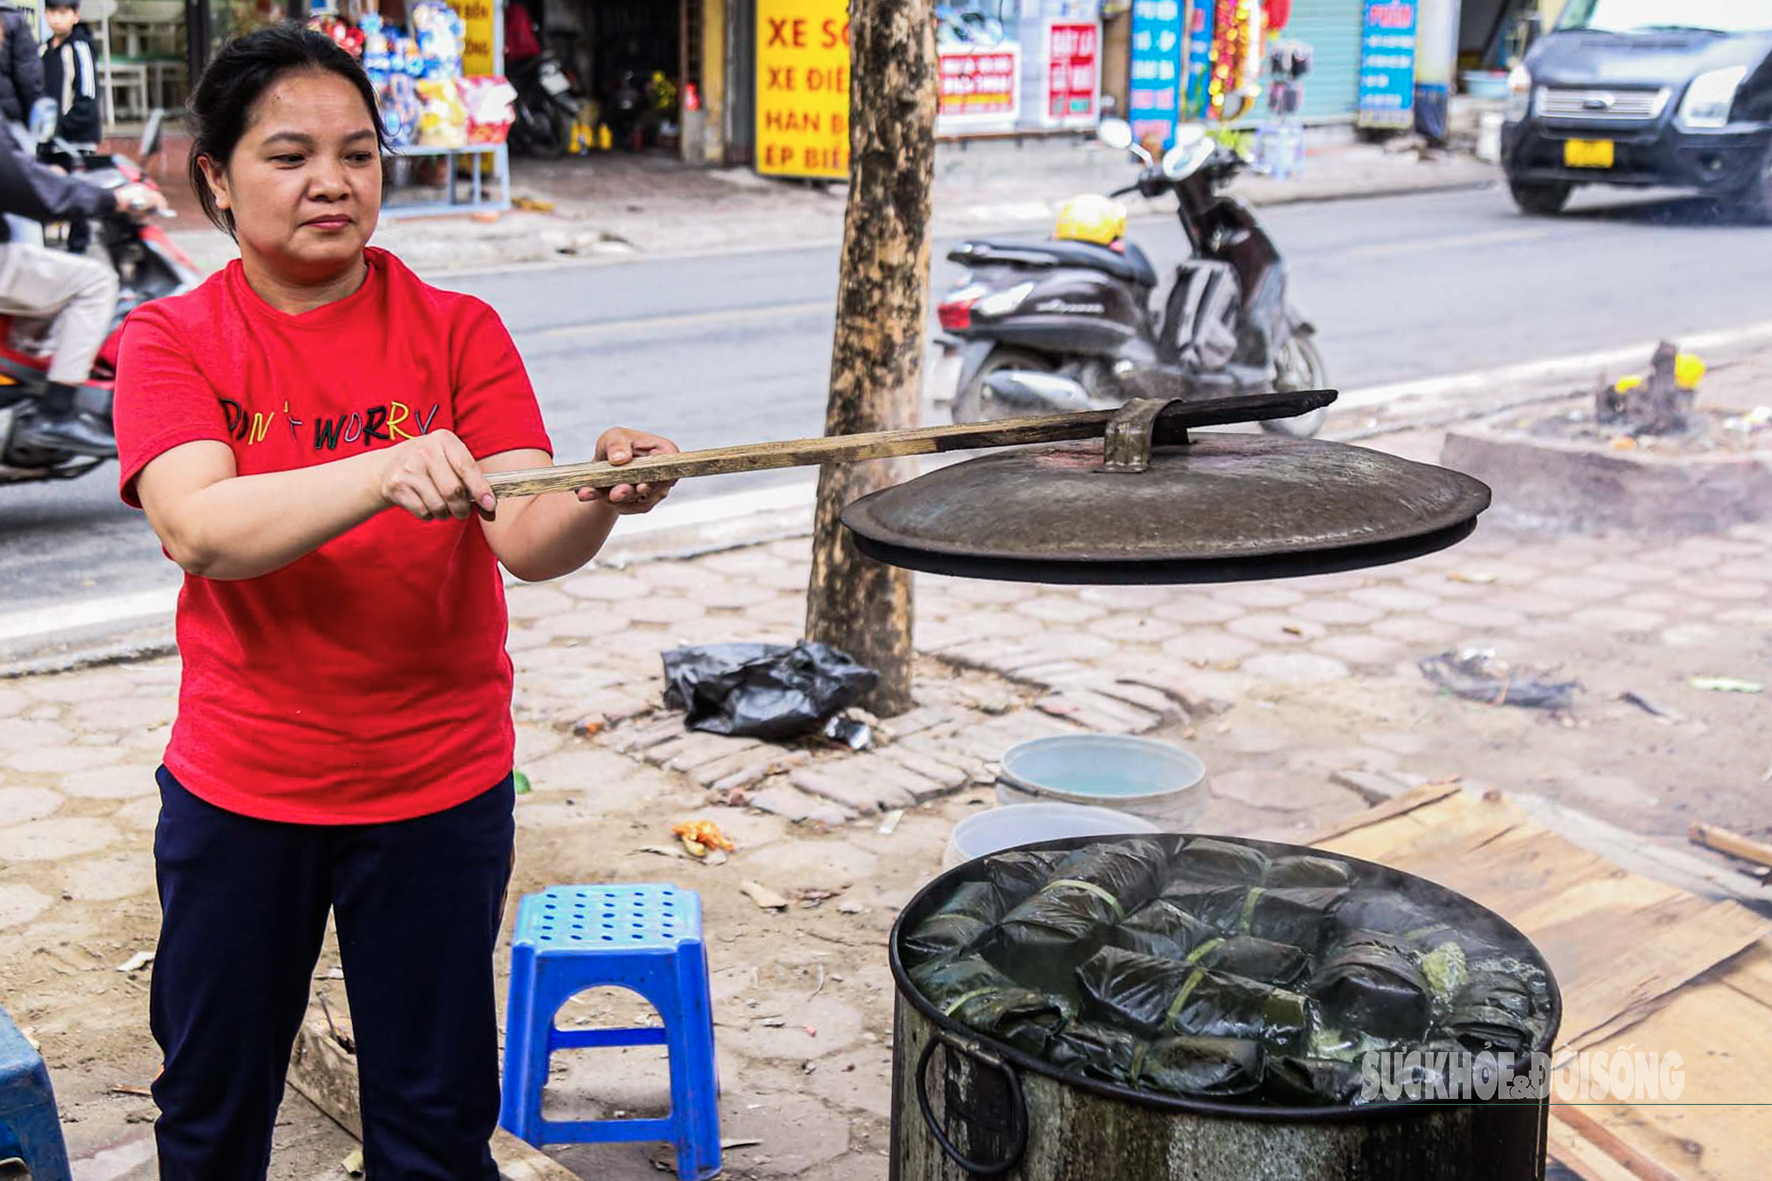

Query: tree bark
804 0 937 718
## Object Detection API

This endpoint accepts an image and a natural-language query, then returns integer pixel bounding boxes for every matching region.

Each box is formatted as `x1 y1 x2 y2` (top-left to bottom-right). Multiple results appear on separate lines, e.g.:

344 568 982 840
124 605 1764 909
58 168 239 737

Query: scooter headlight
977 281 1035 318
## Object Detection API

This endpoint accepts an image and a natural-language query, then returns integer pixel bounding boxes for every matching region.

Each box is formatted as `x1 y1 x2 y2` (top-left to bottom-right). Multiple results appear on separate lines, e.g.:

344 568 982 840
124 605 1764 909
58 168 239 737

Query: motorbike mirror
28 97 58 145
1096 118 1134 152
139 109 166 165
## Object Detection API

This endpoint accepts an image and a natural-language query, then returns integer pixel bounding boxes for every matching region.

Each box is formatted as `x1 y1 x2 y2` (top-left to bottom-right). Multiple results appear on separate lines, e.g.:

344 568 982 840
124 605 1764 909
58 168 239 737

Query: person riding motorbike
0 128 166 456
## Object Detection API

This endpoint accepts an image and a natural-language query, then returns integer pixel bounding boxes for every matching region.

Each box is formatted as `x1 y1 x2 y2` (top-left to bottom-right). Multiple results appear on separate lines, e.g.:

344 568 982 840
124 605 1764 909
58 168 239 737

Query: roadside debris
662 642 878 740
1688 676 1764 694
1597 342 1702 436
672 819 736 859
512 770 532 795
740 880 790 911
343 1148 365 1177
116 951 153 973
822 712 874 750
1689 822 1772 872
877 808 905 836
1619 690 1683 721
1418 649 1579 711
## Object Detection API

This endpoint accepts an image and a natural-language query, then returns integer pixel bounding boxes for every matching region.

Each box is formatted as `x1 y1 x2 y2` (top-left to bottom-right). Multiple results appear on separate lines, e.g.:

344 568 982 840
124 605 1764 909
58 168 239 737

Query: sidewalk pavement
166 130 1499 278
3 385 1768 1176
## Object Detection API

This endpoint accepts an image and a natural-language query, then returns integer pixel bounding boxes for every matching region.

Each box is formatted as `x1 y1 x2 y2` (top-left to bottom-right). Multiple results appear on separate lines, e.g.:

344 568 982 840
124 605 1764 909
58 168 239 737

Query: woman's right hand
377 431 498 521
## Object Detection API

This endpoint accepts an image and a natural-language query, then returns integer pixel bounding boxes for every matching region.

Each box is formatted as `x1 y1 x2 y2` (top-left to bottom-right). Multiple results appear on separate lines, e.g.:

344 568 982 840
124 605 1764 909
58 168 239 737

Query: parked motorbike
934 118 1328 438
0 106 202 487
507 51 582 158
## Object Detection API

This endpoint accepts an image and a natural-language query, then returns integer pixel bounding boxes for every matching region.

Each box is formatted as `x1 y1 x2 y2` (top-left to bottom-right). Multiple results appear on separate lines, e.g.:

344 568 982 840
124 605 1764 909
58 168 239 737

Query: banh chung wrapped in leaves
981 838 1171 993
1076 946 1309 1050
1045 1020 1266 1100
905 836 1554 1109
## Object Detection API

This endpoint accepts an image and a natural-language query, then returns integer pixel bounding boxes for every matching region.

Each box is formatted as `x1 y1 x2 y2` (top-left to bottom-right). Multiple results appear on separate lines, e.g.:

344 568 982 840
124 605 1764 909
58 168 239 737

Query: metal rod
485 388 1336 499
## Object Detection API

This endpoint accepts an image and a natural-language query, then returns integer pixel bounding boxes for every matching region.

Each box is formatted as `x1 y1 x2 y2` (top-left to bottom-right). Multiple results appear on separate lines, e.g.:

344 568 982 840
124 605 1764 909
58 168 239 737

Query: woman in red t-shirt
111 26 676 1180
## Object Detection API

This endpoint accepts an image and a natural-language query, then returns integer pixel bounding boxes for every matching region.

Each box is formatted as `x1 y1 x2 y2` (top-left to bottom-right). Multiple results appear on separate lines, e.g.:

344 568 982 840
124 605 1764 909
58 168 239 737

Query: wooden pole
802 0 938 717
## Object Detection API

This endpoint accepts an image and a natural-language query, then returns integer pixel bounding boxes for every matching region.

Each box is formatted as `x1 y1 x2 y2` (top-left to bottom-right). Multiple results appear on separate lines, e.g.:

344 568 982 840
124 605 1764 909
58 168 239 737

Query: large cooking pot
889 834 1562 1181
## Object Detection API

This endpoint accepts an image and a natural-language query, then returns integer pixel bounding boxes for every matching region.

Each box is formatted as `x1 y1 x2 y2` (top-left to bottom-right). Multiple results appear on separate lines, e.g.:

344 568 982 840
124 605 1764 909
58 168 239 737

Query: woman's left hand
578 427 679 514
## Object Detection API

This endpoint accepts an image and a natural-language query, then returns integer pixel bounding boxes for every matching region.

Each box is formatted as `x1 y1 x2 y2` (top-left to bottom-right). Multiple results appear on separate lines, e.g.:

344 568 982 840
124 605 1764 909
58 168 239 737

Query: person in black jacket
0 5 45 127
0 134 165 456
42 0 99 146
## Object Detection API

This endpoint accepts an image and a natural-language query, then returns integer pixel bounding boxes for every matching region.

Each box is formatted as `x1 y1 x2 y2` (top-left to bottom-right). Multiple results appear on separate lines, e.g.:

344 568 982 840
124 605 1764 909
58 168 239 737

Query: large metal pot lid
842 434 1492 584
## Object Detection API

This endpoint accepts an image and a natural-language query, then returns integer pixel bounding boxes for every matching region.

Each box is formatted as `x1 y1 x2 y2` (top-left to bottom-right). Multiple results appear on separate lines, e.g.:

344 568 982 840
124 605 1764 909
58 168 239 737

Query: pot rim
890 831 1564 1124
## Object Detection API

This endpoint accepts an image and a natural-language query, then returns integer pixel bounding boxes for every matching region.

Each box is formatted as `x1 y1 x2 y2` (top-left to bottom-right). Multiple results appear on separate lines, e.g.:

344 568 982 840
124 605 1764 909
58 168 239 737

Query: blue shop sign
1358 0 1418 130
1129 0 1185 149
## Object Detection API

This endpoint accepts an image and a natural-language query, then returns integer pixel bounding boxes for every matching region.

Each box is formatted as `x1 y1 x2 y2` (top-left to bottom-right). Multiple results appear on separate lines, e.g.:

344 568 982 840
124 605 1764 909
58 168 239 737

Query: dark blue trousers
149 767 515 1181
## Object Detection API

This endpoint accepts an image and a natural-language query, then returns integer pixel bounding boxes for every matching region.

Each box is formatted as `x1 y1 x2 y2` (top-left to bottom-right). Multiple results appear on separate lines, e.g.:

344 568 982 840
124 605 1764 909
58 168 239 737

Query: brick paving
4 476 1772 1177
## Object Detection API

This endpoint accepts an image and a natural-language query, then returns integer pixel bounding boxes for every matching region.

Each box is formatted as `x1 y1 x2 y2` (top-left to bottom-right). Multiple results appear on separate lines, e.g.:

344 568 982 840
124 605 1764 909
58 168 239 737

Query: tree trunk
804 0 938 718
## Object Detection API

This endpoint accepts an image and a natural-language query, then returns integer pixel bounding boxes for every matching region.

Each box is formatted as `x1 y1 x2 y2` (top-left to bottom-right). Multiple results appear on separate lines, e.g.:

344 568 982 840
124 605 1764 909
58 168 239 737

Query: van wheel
1509 180 1573 216
952 348 1052 424
1723 147 1772 225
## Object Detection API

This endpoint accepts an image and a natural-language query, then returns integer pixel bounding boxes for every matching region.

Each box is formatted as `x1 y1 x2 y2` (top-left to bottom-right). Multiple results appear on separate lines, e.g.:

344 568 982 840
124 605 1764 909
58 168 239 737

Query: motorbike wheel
515 106 567 158
952 348 1053 424
1260 324 1329 438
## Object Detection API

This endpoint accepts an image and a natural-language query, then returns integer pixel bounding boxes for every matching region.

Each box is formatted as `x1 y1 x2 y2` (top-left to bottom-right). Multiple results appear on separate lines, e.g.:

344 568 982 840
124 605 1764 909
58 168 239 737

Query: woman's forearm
159 450 389 581
496 492 621 583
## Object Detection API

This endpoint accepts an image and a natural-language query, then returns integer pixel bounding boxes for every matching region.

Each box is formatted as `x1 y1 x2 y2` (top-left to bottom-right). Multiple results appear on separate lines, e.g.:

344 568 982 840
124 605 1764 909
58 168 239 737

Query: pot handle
915 1032 1028 1177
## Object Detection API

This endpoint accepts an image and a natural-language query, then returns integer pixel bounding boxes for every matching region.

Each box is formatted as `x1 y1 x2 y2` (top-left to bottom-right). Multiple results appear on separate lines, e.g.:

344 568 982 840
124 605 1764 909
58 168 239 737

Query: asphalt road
6 183 1772 618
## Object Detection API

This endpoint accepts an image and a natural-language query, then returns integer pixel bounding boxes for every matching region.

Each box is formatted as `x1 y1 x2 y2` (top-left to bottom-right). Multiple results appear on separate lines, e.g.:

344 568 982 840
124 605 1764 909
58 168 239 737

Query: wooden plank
1689 823 1772 871
485 389 1331 496
1559 981 1772 1181
289 1007 584 1181
1310 780 1464 844
1510 794 1768 904
1713 940 1772 1008
1549 1114 1663 1181
1551 1106 1690 1181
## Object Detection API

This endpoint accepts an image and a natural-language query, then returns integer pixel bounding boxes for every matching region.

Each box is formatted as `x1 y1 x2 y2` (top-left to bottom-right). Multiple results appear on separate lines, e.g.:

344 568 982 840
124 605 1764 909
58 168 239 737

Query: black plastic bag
982 850 1069 906
1171 837 1270 883
661 641 878 739
902 881 1004 967
1161 883 1349 953
1418 649 1579 711
1076 947 1308 1050
1310 934 1433 1042
909 954 1070 1056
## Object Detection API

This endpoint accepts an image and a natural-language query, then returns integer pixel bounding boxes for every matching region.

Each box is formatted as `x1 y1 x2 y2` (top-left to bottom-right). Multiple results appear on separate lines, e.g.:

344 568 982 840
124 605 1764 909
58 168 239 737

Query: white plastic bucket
995 734 1207 829
942 802 1161 871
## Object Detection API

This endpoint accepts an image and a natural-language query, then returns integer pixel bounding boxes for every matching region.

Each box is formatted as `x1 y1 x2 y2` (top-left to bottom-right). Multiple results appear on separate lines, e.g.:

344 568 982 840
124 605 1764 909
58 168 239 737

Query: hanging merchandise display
1206 0 1264 122
1184 0 1214 119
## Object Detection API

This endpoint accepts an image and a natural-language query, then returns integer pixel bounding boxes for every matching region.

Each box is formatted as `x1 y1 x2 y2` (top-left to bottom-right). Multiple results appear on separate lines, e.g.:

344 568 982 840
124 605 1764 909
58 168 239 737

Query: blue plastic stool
500 885 720 1180
0 1007 72 1181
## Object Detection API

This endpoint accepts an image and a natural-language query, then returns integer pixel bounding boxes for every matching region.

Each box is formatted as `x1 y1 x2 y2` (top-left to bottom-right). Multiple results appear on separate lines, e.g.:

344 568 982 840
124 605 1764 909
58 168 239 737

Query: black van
1500 1 1772 219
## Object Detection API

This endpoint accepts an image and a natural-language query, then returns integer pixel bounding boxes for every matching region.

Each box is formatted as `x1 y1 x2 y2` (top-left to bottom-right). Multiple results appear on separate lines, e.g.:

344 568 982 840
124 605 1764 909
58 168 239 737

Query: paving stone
1067 676 1186 719
19 671 136 703
688 581 782 611
1220 725 1289 755
1290 598 1385 626
789 766 914 815
740 597 810 628
1583 560 1675 585
1569 606 1666 634
1214 584 1305 609
690 743 794 787
692 1090 853 1176
1427 602 1527 631
0 884 52 929
1402 573 1488 600
505 627 551 654
1478 589 1581 618
1717 606 1772 628
0 687 27 718
1347 585 1439 612
1527 575 1624 603
503 584 576 620
1036 691 1159 735
1660 623 1722 648
1159 631 1261 666
0 719 74 749
1286 571 1377 594
754 562 815 592
1078 585 1180 610
1311 634 1409 668
0 787 63 825
1 745 119 774
0 817 122 861
894 733 985 774
1672 577 1767 601
621 595 708 626
862 756 953 802
1370 615 1465 646
1286 746 1402 774
698 548 787 577
532 609 633 640
59 851 156 901
881 706 963 740
926 576 1035 605
913 617 975 651
560 571 650 600
644 732 761 772
67 697 179 735
747 783 858 826
629 561 714 590
1564 774 1659 810
1225 614 1327 646
1151 595 1245 625
525 747 680 811
1674 536 1762 559
1012 632 1121 663
1358 730 1431 756
1714 558 1772 583
1016 596 1108 625
1087 613 1185 644
816 1049 894 1120
113 796 162 831
710 750 813 794
58 767 159 800
879 748 970 794
1207 769 1319 813
1239 653 1351 683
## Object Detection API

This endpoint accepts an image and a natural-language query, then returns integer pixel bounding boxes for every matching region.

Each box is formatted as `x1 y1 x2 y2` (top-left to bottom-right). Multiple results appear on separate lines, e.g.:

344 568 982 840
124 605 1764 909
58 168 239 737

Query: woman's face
201 69 381 283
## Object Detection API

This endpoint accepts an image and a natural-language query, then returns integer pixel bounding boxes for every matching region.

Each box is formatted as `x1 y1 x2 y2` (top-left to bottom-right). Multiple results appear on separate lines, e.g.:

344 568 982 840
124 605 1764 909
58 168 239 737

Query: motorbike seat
951 239 1158 288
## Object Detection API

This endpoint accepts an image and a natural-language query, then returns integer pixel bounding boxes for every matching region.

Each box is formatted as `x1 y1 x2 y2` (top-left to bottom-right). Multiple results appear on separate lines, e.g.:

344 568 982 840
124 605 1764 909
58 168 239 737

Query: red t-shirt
114 248 552 825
